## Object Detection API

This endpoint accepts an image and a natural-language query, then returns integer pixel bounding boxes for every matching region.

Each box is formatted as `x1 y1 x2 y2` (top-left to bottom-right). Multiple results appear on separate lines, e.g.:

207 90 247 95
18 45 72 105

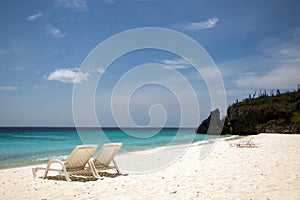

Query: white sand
1 133 300 199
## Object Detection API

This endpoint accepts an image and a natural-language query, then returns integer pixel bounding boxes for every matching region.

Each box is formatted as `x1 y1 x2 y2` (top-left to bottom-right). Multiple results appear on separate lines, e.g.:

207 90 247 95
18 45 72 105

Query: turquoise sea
0 127 226 169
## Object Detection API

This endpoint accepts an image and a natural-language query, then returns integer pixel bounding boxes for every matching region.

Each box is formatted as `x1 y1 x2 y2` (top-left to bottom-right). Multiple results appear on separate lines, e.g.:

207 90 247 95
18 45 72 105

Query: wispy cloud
0 49 9 56
235 65 300 89
97 68 106 74
27 12 43 21
45 24 66 38
0 86 18 91
0 47 18 56
175 17 219 31
34 85 48 89
232 28 300 90
104 0 156 3
55 0 88 12
161 58 192 69
105 0 115 3
46 68 89 83
12 66 27 71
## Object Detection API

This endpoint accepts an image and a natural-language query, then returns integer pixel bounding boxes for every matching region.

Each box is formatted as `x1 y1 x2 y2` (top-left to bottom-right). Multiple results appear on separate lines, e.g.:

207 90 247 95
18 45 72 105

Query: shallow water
0 127 225 168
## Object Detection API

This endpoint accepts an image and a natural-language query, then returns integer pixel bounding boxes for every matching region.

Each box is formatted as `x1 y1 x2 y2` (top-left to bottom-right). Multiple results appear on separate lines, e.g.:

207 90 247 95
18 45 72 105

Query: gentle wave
0 127 230 168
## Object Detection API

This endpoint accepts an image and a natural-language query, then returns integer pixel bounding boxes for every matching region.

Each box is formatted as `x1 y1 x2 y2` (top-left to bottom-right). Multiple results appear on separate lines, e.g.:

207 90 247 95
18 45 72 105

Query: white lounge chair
90 143 122 177
32 144 98 181
230 139 258 148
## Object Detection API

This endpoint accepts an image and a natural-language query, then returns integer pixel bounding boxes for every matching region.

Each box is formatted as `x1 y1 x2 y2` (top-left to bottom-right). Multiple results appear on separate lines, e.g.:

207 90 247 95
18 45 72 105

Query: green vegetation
227 89 300 134
291 111 300 123
255 118 287 131
231 89 300 109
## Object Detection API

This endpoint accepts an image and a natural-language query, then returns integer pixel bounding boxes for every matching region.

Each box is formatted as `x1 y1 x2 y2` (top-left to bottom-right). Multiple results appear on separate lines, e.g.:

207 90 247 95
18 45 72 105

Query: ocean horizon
0 127 228 169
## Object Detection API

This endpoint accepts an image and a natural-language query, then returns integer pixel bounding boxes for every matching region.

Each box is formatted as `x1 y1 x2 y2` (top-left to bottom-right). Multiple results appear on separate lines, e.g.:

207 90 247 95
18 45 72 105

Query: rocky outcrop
197 90 300 135
196 109 230 135
227 103 297 134
227 92 300 134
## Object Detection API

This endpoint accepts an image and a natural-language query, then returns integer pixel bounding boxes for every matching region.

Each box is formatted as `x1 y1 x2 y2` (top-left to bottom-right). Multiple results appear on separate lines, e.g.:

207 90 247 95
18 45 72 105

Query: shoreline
0 133 232 170
0 134 267 171
1 133 300 199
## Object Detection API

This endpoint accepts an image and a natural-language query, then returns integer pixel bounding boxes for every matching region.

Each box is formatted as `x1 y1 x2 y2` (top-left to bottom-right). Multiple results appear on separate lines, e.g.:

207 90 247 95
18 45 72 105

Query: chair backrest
65 145 98 170
94 143 122 166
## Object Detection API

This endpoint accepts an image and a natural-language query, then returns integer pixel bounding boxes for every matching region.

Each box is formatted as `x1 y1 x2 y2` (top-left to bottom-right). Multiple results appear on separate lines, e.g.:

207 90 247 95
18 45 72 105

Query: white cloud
56 0 88 12
97 68 106 74
235 65 300 89
12 66 27 71
199 65 223 80
46 24 66 38
176 17 219 31
161 58 191 69
27 12 43 21
46 68 89 83
233 28 300 90
0 47 18 56
0 86 18 91
34 85 48 89
226 89 256 98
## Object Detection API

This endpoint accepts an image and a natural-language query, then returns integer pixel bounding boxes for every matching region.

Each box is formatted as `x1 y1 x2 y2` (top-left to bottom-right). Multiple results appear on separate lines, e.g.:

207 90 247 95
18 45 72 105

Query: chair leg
113 159 121 174
64 173 71 181
43 162 51 179
32 168 37 178
88 159 100 179
43 160 71 181
61 165 71 181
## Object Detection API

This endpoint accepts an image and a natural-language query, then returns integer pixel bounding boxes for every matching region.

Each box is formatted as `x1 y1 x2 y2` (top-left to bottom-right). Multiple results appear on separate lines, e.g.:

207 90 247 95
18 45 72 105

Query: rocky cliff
197 90 300 135
196 109 229 135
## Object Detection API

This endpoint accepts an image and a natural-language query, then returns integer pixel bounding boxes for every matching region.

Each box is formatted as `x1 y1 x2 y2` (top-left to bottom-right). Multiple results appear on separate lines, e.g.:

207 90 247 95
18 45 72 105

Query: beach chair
90 143 122 177
32 145 98 181
230 139 258 148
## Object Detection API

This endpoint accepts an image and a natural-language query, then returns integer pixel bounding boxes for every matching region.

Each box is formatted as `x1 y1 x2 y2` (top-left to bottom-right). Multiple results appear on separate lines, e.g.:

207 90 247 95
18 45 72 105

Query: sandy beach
1 133 300 200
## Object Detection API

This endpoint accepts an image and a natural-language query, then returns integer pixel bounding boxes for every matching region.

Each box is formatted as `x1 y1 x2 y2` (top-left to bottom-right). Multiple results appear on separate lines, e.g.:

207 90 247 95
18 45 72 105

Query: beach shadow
45 174 98 182
96 171 126 178
44 172 127 182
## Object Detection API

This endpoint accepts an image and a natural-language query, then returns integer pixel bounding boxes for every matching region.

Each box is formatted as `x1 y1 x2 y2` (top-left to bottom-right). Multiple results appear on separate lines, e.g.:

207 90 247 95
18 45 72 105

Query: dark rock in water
196 108 230 135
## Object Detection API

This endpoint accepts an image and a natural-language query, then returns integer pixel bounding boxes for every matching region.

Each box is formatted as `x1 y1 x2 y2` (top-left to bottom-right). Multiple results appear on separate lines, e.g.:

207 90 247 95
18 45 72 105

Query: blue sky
0 0 300 127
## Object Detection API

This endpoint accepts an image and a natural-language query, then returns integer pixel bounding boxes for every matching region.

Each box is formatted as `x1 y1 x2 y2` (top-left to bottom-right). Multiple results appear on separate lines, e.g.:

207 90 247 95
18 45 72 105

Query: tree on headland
276 89 280 96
